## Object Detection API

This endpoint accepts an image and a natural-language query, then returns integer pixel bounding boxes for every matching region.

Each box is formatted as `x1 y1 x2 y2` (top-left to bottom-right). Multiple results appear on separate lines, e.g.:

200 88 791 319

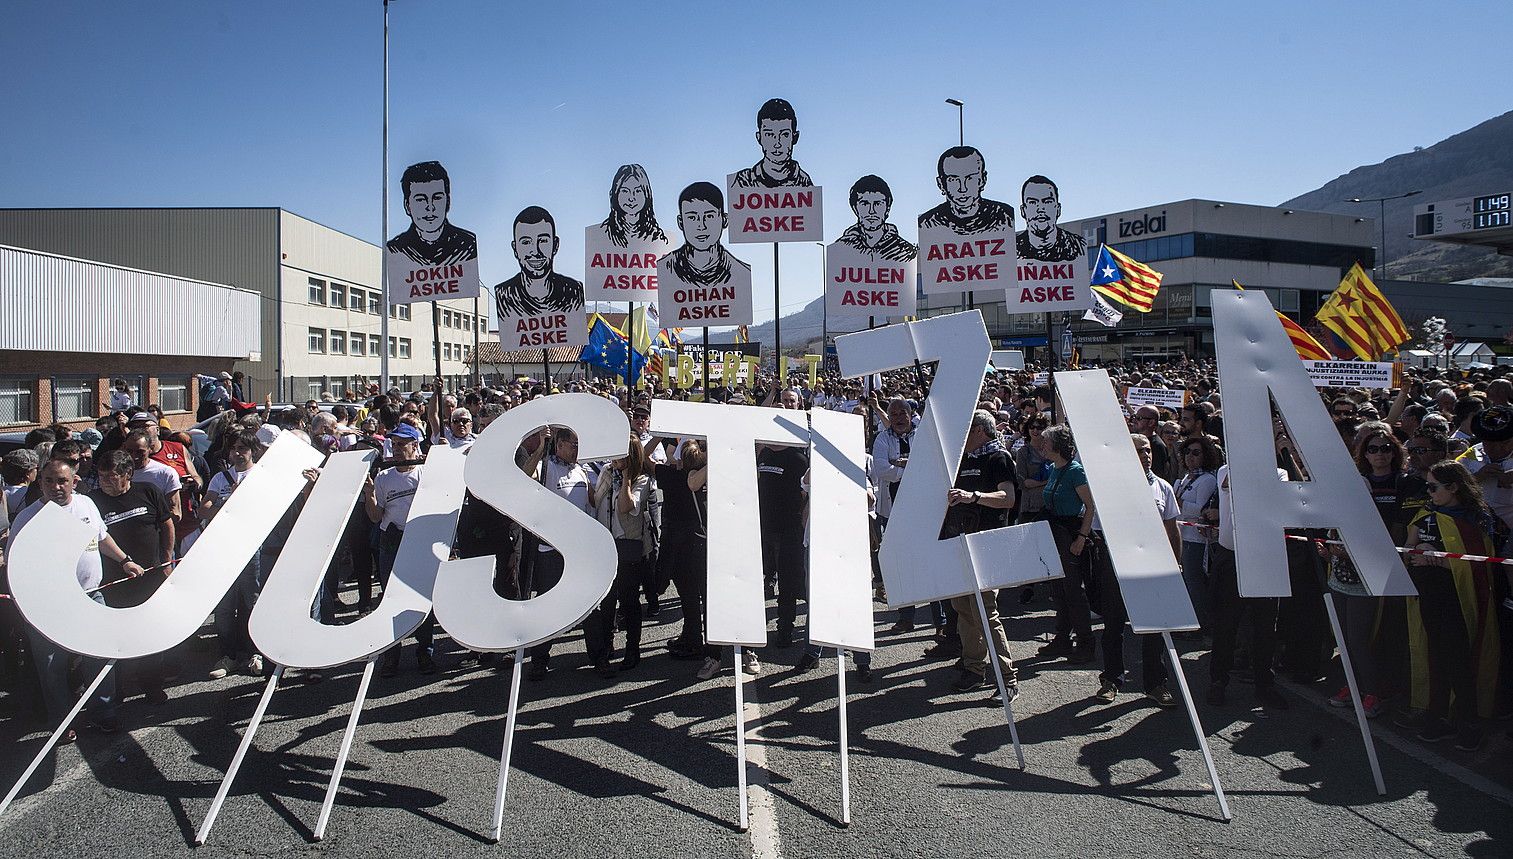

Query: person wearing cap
362 422 438 676
130 411 202 498
200 428 272 679
1458 403 1513 535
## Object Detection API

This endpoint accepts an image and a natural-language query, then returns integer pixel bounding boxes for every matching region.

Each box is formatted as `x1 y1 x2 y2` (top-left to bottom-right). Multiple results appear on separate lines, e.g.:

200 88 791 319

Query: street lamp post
1345 190 1421 282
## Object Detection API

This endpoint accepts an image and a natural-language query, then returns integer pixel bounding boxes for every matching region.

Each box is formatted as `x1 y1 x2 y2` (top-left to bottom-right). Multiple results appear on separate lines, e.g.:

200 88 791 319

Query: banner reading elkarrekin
386 161 482 304
494 206 587 350
656 182 753 326
826 174 917 321
917 145 1016 300
726 98 823 243
1009 174 1091 314
584 164 673 303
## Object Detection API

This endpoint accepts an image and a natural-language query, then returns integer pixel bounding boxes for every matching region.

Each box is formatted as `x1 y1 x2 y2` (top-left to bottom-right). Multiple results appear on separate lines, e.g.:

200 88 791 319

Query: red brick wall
1 351 229 435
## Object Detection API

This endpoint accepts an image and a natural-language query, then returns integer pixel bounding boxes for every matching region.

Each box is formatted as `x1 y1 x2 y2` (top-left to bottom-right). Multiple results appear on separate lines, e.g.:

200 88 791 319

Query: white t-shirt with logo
133 459 182 499
8 495 110 590
372 466 422 532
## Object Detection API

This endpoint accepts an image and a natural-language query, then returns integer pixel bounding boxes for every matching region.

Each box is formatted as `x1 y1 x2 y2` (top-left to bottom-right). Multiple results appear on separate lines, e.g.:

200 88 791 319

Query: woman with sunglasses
1321 429 1409 717
1401 461 1504 751
1173 435 1223 635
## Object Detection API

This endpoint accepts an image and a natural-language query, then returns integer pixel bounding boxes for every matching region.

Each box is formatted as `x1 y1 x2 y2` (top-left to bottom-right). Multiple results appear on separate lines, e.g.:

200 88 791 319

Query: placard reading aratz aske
1303 360 1394 389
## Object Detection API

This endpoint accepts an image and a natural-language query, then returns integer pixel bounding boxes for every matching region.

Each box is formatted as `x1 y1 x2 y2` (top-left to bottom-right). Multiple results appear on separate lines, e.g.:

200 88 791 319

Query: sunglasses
1364 445 1395 455
1406 446 1445 455
1424 481 1454 492
452 418 472 424
1334 409 1357 416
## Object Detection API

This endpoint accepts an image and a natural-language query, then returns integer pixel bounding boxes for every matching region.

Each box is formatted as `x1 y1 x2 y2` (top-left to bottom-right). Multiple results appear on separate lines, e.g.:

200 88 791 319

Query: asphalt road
1 595 1509 858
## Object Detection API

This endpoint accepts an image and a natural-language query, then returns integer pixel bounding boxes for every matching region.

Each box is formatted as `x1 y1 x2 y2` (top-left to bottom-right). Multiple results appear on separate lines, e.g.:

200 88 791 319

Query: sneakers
953 671 989 692
1146 684 1178 708
1416 717 1456 744
619 649 641 672
1361 694 1382 719
208 657 236 680
1037 636 1074 658
991 683 1020 705
697 656 721 681
1327 686 1352 708
795 652 819 673
854 664 875 684
1094 679 1118 703
741 650 762 676
1255 686 1290 711
1395 709 1430 730
1068 644 1096 665
244 654 265 676
1454 726 1484 752
889 619 916 634
923 639 963 660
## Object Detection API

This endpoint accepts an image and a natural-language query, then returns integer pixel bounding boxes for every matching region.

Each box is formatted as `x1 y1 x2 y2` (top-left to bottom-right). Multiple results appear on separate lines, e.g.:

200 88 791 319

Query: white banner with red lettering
655 251 754 326
825 243 916 320
499 310 588 351
725 182 823 243
387 254 482 304
583 228 671 303
918 225 1015 297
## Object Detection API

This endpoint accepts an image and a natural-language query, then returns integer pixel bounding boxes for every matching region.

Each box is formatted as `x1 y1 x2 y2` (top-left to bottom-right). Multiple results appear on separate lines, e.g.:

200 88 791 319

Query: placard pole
836 648 852 826
627 301 636 389
772 244 781 380
0 660 115 817
490 647 526 843
313 658 376 841
734 644 750 831
541 349 550 389
196 666 284 845
700 328 710 400
1045 312 1057 422
972 590 1025 770
1322 593 1386 795
1162 631 1232 820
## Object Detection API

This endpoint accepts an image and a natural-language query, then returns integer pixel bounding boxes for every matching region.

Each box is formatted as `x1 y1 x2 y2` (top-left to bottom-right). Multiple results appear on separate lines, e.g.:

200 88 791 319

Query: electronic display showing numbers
1474 194 1511 230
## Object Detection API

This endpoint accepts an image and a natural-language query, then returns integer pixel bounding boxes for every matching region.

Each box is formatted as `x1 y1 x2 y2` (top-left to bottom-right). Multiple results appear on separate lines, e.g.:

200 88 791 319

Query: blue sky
3 1 1508 332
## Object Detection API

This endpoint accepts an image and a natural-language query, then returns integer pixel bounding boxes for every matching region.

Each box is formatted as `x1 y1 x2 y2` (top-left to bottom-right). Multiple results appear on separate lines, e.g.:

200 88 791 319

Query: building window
329 283 346 309
369 334 381 356
308 328 326 353
0 377 34 425
389 336 398 358
398 304 411 321
349 334 365 356
53 376 95 421
348 288 364 312
477 316 484 333
389 303 398 319
443 342 452 361
308 381 323 401
368 293 380 315
329 330 346 355
399 338 411 358
329 377 348 398
308 277 326 305
158 380 188 413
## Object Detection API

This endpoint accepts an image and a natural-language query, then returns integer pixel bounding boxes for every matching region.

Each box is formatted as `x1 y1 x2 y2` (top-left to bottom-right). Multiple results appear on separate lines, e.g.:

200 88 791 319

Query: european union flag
579 316 646 384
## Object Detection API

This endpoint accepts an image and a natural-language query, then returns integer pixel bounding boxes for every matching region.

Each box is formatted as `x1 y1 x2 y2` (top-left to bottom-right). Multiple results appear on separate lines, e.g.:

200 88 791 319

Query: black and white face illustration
405 178 450 242
513 217 558 278
616 174 649 220
937 150 986 217
757 117 798 171
1020 179 1062 242
678 196 726 252
853 190 890 233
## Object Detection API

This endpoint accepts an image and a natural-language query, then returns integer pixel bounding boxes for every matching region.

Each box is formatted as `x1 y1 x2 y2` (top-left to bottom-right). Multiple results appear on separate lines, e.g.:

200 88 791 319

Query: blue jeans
27 591 116 723
1179 540 1212 630
378 524 434 656
214 550 266 661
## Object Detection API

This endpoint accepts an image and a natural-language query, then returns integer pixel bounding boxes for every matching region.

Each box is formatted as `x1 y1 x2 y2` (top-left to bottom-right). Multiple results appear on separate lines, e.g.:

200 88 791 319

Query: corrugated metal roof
0 244 261 358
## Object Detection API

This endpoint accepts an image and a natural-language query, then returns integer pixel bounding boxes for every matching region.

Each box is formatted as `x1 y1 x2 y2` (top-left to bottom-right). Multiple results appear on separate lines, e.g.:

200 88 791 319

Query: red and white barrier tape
1174 520 1513 567
0 560 174 601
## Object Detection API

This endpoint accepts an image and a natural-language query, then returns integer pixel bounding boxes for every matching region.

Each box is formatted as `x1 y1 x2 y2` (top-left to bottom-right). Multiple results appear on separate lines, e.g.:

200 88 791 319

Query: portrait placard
1006 174 1091 313
584 164 674 302
727 97 821 243
495 205 587 350
918 146 1017 298
656 181 753 326
826 242 916 320
386 160 482 304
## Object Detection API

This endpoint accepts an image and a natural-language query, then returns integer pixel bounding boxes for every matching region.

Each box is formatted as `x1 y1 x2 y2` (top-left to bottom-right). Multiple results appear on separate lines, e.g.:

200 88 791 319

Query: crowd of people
1 355 1510 758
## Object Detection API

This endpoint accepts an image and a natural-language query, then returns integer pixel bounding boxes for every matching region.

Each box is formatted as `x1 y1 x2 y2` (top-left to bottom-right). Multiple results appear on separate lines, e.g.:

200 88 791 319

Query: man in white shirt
122 430 183 526
362 422 437 676
519 426 597 680
1459 404 1513 535
7 459 141 736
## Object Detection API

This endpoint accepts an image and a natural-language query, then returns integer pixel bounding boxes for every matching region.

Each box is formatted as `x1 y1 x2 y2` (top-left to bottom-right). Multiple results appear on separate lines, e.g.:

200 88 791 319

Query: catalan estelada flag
1232 280 1331 360
1090 245 1162 312
1314 263 1411 360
